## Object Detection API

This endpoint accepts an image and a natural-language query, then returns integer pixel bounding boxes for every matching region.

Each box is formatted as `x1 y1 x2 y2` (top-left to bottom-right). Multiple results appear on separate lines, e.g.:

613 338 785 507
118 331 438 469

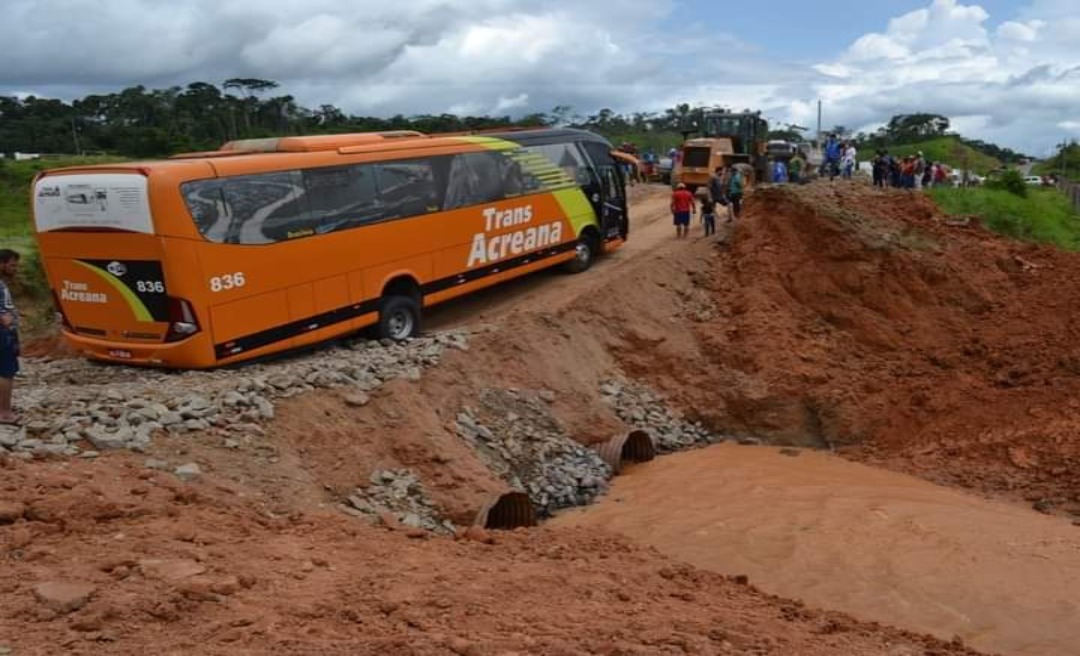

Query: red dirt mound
0 452 985 655
626 183 1080 517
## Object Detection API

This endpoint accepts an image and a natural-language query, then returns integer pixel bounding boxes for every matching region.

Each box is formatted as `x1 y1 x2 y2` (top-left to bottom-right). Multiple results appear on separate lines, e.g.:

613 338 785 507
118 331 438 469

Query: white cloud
0 0 1077 154
765 0 1080 153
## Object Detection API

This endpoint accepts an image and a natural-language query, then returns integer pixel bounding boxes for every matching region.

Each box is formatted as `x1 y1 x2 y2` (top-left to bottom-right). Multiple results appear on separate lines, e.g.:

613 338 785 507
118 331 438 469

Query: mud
8 180 1080 655
0 452 984 656
553 443 1080 656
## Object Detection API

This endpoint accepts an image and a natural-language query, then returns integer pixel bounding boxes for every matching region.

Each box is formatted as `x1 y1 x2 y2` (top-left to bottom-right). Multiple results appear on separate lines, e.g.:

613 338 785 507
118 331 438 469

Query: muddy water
550 444 1080 656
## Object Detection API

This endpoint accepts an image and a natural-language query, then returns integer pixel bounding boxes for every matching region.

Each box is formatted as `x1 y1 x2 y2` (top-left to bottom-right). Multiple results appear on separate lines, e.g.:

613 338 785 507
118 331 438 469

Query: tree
884 114 950 143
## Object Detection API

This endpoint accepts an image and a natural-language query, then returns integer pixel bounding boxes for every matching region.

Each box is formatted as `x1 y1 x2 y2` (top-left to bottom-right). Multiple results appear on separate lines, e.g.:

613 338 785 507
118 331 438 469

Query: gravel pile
341 468 455 535
0 332 470 458
599 377 722 452
455 389 611 517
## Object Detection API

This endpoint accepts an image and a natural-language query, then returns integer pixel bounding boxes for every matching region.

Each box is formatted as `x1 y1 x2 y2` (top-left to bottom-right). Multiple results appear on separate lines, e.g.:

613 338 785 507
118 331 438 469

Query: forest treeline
0 78 1037 164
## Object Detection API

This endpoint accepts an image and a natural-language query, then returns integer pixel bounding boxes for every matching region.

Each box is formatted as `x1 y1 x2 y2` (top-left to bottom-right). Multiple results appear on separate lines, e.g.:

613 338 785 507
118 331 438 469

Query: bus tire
564 231 599 274
376 295 421 341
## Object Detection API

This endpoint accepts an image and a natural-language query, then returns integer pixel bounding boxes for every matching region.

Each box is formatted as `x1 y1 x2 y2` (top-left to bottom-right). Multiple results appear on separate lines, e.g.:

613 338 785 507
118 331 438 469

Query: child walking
701 197 716 236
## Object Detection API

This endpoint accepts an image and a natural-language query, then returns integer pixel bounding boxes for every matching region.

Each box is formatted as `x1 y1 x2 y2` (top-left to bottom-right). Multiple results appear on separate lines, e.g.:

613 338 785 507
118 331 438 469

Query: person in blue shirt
772 159 788 183
823 134 841 180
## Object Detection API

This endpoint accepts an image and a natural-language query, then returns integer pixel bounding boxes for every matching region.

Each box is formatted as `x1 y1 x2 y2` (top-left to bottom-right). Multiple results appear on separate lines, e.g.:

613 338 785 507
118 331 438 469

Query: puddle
550 443 1080 656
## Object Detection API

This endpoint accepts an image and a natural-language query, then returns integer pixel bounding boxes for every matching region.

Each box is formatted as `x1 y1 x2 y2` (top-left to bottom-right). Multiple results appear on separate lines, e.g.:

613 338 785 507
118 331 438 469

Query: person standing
772 159 788 183
789 153 803 184
670 183 695 239
823 134 841 180
701 196 716 237
0 249 21 425
708 166 726 207
726 166 745 221
841 142 857 180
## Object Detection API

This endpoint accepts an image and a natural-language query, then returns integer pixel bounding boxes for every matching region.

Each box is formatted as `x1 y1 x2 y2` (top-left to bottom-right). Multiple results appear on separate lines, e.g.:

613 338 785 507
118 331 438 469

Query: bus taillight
165 296 200 342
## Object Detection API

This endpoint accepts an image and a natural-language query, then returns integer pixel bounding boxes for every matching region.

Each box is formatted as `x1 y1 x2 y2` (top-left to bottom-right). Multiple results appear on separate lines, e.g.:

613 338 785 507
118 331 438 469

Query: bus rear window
34 173 154 234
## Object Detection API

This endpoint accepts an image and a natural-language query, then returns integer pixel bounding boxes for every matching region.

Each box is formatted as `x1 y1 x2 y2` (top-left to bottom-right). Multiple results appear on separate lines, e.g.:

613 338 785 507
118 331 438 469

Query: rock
778 448 801 457
0 426 25 447
0 501 25 523
174 463 202 481
343 392 370 408
737 436 764 446
254 397 275 420
538 389 557 403
144 458 170 471
85 427 132 450
223 438 240 449
159 412 183 426
33 581 96 614
138 558 207 582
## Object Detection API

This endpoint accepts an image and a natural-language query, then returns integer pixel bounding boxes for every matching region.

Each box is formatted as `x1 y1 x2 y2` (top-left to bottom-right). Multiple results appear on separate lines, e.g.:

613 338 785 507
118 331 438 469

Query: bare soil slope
0 453 984 656
624 183 1080 516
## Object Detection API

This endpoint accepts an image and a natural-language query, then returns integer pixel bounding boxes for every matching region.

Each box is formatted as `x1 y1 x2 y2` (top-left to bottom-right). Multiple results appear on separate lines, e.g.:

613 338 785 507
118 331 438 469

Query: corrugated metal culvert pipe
595 429 656 474
474 491 537 530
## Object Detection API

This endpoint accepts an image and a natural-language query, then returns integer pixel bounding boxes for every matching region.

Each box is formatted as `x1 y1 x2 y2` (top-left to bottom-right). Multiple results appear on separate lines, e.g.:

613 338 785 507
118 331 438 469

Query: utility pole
70 116 82 156
1061 139 1068 182
816 100 822 147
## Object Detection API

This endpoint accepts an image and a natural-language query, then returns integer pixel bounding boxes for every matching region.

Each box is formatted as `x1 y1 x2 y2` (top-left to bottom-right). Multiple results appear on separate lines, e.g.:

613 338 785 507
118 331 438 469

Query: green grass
885 137 1001 175
929 186 1080 250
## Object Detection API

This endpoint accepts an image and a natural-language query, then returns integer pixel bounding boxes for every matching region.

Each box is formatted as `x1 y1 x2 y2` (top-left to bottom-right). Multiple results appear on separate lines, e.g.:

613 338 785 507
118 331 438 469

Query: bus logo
106 261 127 277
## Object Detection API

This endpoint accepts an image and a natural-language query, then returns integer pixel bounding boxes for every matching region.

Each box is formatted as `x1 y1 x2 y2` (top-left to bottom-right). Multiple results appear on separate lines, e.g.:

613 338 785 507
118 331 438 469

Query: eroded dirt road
552 444 1080 656
427 185 683 328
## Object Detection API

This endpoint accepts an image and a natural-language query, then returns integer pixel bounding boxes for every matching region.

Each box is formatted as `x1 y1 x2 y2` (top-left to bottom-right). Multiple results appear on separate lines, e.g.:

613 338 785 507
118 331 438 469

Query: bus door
580 142 628 240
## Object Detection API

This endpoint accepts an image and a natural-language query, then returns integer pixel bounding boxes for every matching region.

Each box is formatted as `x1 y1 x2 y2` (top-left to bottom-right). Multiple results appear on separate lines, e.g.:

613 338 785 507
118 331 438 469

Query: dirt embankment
0 454 985 656
0 184 994 655
621 183 1080 516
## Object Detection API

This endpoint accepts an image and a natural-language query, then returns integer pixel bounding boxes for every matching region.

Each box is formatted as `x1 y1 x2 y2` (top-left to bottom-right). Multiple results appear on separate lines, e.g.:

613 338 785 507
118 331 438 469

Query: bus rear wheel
377 295 421 340
564 232 599 274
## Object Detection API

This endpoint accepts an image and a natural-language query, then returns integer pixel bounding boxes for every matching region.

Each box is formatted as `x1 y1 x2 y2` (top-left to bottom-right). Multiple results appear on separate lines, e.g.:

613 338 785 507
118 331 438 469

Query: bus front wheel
564 232 599 274
377 295 421 340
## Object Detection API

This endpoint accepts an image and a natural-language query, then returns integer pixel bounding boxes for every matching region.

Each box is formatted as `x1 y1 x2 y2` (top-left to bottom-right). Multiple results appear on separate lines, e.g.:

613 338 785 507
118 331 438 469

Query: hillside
882 136 1001 174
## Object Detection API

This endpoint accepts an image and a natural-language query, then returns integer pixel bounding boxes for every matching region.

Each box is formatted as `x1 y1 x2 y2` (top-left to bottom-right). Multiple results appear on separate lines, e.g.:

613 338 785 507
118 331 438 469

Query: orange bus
31 128 629 368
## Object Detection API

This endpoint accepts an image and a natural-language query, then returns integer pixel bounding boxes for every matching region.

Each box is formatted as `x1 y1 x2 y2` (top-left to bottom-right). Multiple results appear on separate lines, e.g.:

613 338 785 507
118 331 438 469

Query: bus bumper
603 237 626 254
59 329 210 369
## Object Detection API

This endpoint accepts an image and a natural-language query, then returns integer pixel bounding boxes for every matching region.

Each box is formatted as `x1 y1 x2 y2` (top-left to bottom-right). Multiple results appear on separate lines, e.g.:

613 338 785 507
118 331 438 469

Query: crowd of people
870 150 949 189
670 165 745 239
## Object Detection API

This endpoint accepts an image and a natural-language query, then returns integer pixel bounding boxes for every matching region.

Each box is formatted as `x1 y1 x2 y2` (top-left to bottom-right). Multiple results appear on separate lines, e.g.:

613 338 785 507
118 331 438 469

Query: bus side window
443 152 508 210
184 171 314 244
580 142 622 197
523 143 589 187
223 171 312 244
374 159 439 220
304 164 381 234
182 180 230 242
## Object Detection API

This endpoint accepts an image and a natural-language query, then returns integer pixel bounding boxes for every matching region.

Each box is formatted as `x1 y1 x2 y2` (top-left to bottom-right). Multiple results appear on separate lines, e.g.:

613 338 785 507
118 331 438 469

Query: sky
1 0 1078 155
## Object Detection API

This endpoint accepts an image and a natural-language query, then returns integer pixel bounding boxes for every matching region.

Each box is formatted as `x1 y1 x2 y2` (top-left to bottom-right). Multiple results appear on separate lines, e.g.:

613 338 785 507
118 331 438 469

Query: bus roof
33 128 613 178
218 131 427 153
